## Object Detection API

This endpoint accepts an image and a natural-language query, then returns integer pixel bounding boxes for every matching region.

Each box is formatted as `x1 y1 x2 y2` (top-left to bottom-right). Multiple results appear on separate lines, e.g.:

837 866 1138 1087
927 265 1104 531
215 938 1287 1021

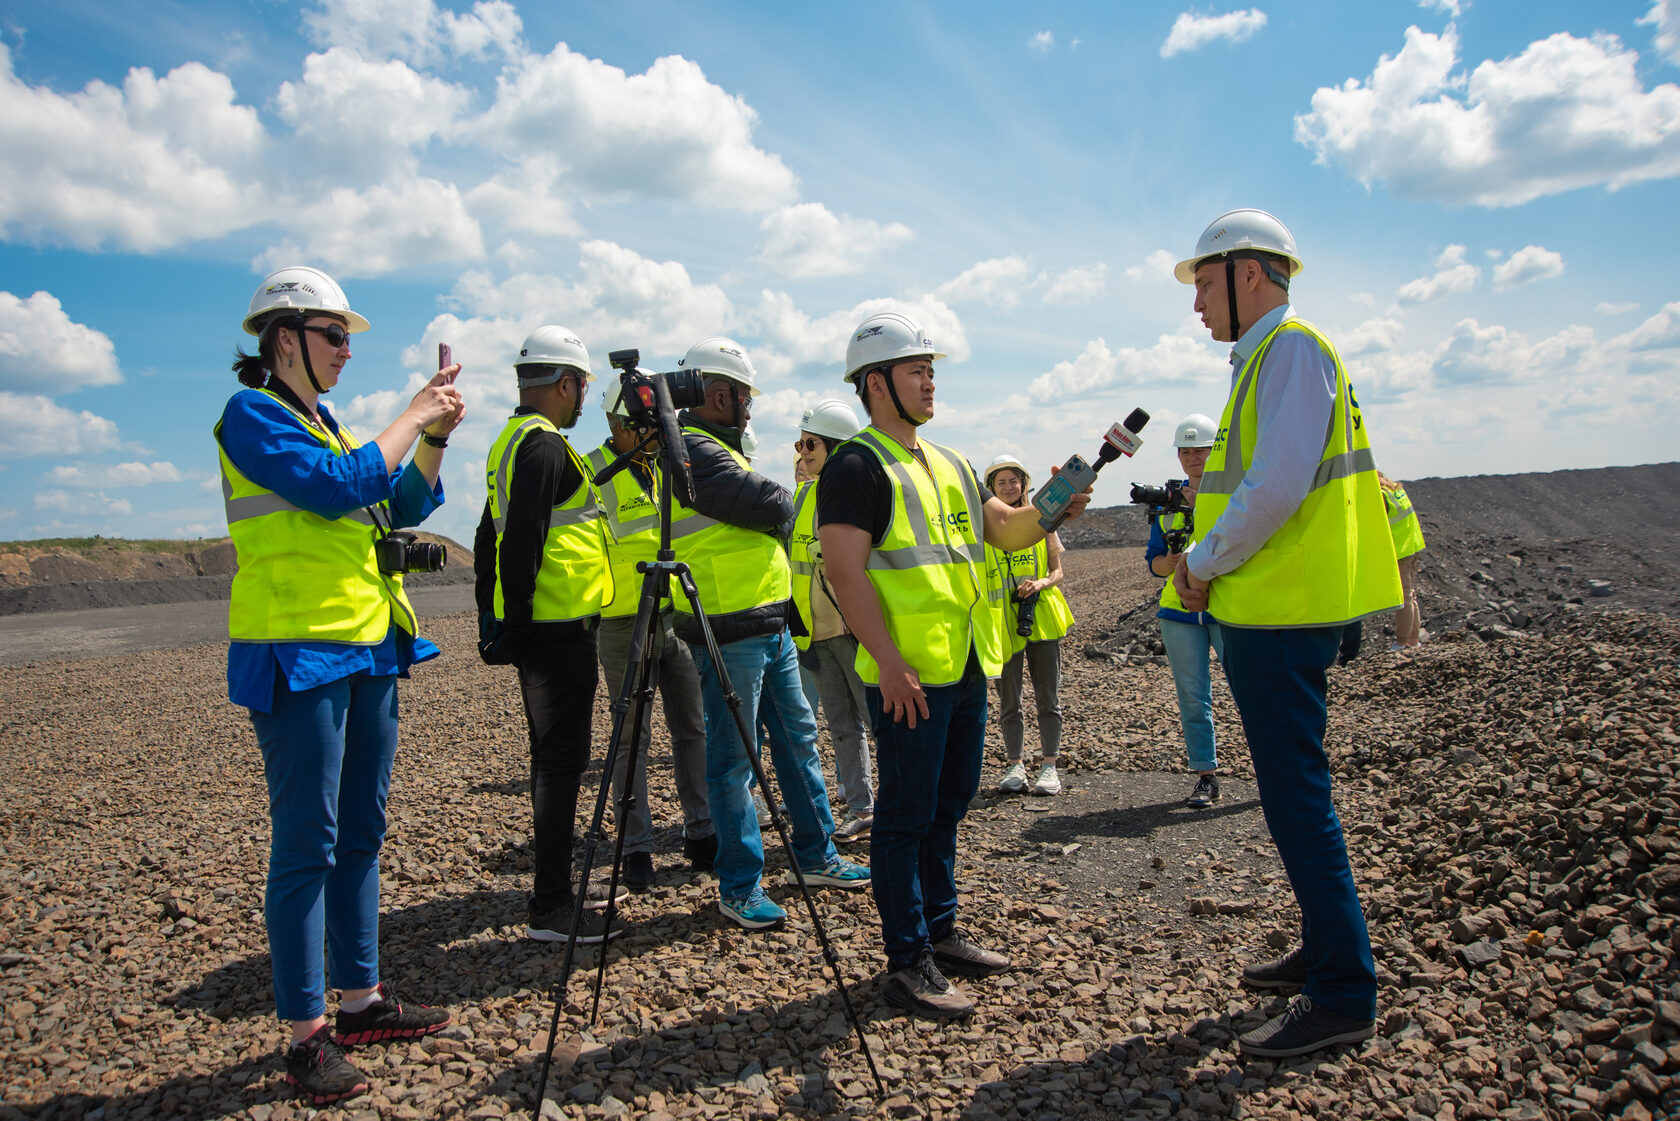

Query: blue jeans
251 669 398 1022
689 629 838 902
1159 617 1225 772
1220 624 1376 1021
867 651 988 972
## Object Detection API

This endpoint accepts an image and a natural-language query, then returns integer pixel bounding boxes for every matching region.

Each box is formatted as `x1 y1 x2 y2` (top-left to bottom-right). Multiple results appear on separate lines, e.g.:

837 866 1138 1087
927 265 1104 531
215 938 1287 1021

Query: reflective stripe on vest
843 427 1002 686
216 387 417 645
586 443 665 618
1195 318 1402 628
486 414 609 623
985 536 1074 653
1384 484 1426 559
669 425 791 626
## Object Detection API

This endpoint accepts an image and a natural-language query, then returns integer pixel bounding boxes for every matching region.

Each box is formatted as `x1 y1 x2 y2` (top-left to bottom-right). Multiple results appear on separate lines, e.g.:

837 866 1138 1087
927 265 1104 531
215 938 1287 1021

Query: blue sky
2 0 1677 546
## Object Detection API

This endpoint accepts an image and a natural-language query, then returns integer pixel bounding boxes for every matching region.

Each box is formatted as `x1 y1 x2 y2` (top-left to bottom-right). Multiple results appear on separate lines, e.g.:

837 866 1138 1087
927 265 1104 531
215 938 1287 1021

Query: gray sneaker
1187 773 1221 809
998 761 1028 793
931 928 1010 978
1242 944 1308 989
881 950 974 1019
833 811 873 845
1238 994 1375 1058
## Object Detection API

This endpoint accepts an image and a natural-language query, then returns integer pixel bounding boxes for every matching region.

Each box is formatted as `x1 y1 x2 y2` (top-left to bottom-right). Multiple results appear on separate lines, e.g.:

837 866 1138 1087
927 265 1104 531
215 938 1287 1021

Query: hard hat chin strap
1225 260 1241 344
881 366 925 428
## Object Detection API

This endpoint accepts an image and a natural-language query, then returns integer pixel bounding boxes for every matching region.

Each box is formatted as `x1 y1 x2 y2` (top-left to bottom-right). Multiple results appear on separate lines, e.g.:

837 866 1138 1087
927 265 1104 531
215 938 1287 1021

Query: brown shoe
882 951 974 1019
931 928 1010 978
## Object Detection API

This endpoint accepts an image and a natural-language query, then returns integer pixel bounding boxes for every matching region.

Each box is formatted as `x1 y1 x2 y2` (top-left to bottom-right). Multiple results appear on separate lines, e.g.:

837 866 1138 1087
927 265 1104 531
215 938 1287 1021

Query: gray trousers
597 610 714 852
804 634 874 816
998 640 1063 761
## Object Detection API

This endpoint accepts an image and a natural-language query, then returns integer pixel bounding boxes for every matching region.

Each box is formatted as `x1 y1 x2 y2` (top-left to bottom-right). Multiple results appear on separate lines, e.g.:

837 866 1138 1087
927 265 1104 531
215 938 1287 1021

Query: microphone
1030 409 1150 531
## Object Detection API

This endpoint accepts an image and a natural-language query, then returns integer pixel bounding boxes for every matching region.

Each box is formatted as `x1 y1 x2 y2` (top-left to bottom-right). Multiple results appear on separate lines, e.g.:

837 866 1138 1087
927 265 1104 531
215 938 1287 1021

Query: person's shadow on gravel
1021 796 1261 845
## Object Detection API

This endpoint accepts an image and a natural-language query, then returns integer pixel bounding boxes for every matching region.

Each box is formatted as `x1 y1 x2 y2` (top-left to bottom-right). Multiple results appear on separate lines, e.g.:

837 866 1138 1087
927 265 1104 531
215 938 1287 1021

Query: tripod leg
671 564 886 1096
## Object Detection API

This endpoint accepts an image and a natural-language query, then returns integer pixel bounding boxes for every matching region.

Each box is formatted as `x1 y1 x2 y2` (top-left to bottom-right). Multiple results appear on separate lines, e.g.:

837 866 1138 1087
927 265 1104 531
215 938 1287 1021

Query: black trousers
516 626 598 913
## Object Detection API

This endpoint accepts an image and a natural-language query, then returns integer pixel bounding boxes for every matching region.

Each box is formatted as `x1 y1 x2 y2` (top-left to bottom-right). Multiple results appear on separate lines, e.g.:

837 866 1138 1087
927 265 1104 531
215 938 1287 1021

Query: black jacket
673 412 794 645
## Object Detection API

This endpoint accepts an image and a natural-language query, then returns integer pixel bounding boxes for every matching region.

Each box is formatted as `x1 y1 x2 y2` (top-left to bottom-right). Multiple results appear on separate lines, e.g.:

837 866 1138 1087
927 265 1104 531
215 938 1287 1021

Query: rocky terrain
1 462 1678 1121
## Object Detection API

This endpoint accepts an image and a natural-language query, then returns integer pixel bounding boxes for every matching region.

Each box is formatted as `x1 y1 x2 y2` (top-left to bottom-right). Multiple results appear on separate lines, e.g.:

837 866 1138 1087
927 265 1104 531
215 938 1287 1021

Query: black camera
1014 587 1041 637
609 349 705 431
1130 480 1194 552
376 530 446 574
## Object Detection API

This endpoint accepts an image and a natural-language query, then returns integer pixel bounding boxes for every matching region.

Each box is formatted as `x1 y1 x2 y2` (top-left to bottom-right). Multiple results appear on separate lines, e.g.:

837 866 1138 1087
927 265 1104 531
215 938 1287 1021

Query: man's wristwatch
420 431 449 449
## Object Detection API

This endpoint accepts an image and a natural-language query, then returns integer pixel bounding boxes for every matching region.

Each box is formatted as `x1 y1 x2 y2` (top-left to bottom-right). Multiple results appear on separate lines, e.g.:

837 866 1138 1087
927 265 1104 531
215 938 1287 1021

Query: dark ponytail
232 315 283 388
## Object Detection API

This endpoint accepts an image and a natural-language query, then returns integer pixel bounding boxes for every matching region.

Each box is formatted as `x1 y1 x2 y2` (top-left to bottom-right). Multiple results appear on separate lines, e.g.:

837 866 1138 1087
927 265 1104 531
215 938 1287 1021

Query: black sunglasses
794 437 821 453
301 323 352 348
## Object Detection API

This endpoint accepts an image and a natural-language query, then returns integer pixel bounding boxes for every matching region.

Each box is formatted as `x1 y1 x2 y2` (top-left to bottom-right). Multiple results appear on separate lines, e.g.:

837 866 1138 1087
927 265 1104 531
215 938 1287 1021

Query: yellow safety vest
669 425 791 627
585 442 666 619
843 427 1003 686
984 536 1074 654
1384 483 1426 559
1195 318 1401 628
485 413 609 623
216 388 417 644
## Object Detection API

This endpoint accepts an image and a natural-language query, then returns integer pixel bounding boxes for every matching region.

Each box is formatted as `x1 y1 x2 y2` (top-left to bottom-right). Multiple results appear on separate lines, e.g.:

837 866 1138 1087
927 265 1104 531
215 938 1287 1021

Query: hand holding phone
438 343 456 384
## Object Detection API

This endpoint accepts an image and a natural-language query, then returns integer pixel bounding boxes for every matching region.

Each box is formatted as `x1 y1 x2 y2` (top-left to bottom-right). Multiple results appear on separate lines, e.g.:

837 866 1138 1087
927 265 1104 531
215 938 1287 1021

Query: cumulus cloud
1492 245 1564 290
1643 0 1680 66
1294 26 1680 207
0 291 121 393
1612 300 1680 350
1340 316 1406 358
1419 0 1462 15
276 48 471 183
756 203 913 278
34 489 133 517
303 0 523 65
1124 249 1178 284
253 178 485 277
1160 9 1268 58
466 158 583 240
478 43 797 212
0 43 262 251
1597 300 1640 316
933 257 1035 310
1043 263 1108 305
1027 327 1226 402
1432 319 1596 386
1396 244 1480 306
44 460 182 487
0 391 122 458
1029 31 1054 52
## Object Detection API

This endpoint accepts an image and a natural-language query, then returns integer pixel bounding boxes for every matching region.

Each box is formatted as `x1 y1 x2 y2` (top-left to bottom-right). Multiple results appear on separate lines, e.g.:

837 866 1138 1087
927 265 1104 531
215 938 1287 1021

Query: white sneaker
998 761 1028 793
1030 762 1061 796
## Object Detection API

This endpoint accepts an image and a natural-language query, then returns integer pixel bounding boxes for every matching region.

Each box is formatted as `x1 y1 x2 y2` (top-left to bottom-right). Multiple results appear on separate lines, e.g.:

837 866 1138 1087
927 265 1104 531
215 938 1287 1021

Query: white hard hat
799 399 861 442
678 336 759 394
601 381 630 420
243 265 370 336
843 312 945 385
517 325 593 388
984 453 1031 491
1174 413 1218 449
1173 209 1304 285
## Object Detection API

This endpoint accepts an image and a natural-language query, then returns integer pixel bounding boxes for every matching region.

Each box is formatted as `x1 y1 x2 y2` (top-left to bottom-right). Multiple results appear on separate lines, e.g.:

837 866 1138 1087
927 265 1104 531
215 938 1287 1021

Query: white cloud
34 489 133 517
1124 249 1178 284
1418 0 1462 15
1643 0 1680 66
1027 326 1226 401
275 48 471 183
0 290 121 393
1396 244 1480 306
1596 300 1639 316
45 460 182 487
1294 26 1680 207
1029 31 1054 53
1043 263 1108 305
0 392 121 458
1340 316 1406 357
478 43 797 212
1160 9 1268 58
0 43 263 251
933 257 1034 310
756 203 913 278
1491 245 1564 290
1432 318 1596 386
302 0 523 66
1612 299 1680 350
466 158 583 240
254 178 485 278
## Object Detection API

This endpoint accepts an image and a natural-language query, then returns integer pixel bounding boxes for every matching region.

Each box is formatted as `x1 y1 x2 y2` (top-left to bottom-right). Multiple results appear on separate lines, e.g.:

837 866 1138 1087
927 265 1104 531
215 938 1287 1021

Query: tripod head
606 348 696 508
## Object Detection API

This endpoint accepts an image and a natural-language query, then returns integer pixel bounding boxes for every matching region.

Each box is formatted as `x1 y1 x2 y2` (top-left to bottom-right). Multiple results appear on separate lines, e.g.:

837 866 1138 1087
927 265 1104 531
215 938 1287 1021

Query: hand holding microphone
1030 408 1150 532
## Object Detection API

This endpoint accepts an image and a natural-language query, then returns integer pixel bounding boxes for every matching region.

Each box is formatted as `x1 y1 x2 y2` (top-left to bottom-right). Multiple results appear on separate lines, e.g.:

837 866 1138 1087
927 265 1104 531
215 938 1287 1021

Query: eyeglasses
301 323 351 349
794 437 821 453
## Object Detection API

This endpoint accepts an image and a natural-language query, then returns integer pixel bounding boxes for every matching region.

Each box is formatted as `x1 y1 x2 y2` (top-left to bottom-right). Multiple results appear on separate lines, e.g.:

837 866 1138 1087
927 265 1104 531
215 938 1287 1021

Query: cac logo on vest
946 510 971 534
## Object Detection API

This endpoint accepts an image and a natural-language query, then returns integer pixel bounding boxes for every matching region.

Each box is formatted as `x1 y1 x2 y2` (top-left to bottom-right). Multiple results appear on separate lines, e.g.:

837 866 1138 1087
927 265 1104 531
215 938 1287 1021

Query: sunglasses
301 323 352 349
794 437 822 453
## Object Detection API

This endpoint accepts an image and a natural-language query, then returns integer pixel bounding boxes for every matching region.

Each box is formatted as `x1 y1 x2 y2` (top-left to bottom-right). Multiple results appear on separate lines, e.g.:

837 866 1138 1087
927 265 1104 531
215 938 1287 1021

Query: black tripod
532 427 884 1112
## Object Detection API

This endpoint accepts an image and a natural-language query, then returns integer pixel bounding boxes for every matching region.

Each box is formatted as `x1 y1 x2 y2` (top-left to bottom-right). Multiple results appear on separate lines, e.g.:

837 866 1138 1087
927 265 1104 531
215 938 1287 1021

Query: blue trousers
1220 624 1376 1020
1159 617 1224 772
867 651 988 972
250 669 398 1022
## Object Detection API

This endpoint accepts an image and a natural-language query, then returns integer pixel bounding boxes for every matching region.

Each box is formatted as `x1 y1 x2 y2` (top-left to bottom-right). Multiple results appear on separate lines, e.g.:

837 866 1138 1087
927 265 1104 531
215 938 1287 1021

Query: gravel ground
3 543 1678 1120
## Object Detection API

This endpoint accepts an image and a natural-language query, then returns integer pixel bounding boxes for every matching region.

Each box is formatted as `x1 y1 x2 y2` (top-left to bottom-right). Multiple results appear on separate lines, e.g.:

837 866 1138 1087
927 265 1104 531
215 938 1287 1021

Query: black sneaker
285 1025 369 1105
683 832 717 871
931 928 1011 978
334 983 450 1046
580 880 630 912
1242 944 1308 989
1187 774 1221 809
881 950 974 1019
527 898 623 944
1237 994 1375 1058
622 852 655 891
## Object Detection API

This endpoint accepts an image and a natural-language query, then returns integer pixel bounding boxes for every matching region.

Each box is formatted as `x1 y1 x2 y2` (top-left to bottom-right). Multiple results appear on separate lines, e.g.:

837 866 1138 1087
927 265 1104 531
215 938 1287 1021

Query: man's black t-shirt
816 440 991 547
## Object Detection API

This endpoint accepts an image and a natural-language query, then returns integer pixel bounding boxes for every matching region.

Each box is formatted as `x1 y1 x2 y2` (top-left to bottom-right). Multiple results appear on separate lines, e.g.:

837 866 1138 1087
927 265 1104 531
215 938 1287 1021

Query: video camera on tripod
604 349 698 507
1129 479 1194 551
